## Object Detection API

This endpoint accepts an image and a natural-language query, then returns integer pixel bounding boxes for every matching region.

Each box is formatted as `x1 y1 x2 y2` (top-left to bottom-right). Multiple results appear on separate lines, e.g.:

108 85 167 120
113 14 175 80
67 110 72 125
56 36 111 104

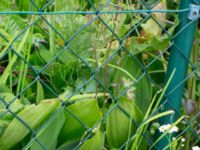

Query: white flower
168 126 179 133
159 124 179 133
192 146 200 150
159 125 167 133
172 137 176 141
181 138 185 142
165 124 171 129
182 144 184 147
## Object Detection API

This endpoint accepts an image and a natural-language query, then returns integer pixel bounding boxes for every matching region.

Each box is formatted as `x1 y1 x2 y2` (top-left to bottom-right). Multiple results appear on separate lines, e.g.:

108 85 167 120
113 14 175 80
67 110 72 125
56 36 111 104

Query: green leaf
0 84 11 94
36 81 44 104
58 99 102 145
106 97 143 148
56 140 79 150
148 58 165 84
129 36 170 55
0 29 30 84
114 55 152 113
0 100 60 150
79 130 105 150
0 93 24 120
30 111 65 150
39 48 55 63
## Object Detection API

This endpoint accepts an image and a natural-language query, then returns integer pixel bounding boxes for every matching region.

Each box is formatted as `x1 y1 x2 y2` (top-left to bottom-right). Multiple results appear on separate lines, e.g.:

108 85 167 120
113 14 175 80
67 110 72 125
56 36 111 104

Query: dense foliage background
0 0 199 150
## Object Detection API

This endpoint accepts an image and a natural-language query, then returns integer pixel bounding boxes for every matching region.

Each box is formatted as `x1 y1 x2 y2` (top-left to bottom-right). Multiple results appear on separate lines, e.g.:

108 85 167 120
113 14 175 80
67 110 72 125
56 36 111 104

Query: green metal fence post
156 0 199 149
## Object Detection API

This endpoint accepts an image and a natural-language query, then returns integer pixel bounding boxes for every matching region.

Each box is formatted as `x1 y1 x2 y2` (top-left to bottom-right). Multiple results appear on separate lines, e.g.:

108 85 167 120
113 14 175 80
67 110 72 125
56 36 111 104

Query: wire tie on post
188 4 200 20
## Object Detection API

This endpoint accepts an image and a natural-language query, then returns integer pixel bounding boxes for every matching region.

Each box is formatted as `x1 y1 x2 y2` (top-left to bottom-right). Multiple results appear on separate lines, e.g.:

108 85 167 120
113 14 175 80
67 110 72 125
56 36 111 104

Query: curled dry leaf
141 0 167 37
153 0 167 27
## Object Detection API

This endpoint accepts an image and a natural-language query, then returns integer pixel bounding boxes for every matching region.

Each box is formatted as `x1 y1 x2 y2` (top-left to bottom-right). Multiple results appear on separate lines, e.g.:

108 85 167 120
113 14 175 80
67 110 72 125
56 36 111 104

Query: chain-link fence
0 0 199 150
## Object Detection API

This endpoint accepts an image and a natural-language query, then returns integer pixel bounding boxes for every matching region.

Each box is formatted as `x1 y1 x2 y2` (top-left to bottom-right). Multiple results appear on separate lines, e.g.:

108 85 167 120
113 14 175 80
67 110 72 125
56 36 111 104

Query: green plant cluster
0 0 199 150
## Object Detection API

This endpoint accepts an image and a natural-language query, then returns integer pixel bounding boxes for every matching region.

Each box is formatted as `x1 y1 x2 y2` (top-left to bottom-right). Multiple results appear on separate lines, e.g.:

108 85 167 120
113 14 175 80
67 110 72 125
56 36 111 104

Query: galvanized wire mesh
0 0 199 150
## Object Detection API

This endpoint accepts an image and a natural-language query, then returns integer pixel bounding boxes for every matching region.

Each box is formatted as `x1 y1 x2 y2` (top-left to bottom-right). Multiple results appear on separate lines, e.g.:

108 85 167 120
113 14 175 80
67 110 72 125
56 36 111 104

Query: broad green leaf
106 97 143 149
58 99 102 145
0 84 11 93
79 130 105 150
0 100 60 150
0 93 24 120
56 140 79 150
114 55 152 113
30 111 65 150
39 48 55 63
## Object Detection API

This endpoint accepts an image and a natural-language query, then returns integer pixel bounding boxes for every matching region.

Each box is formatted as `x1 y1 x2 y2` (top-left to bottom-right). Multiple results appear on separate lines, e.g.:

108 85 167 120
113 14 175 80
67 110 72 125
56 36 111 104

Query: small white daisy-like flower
173 126 179 132
192 146 200 150
168 126 179 133
182 144 184 147
181 138 185 142
159 126 166 133
164 124 171 130
159 124 179 133
172 137 176 141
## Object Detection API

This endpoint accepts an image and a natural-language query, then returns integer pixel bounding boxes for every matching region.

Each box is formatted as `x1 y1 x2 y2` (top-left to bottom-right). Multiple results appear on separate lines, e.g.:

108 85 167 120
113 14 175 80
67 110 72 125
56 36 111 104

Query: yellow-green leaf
0 100 60 150
106 97 143 148
58 99 102 145
79 130 105 150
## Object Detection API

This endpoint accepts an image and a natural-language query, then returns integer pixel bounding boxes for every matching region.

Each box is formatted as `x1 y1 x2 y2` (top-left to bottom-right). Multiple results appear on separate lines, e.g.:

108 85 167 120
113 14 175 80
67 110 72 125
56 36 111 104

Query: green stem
0 29 30 84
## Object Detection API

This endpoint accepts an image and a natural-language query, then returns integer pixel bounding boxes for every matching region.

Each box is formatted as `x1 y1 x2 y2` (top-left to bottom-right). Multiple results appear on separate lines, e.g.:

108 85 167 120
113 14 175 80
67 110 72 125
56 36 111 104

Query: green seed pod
152 122 160 129
150 128 155 135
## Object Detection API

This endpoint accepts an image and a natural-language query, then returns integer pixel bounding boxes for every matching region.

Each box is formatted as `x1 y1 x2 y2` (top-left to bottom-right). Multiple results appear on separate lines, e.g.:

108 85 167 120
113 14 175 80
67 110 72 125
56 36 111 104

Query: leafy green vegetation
0 0 199 149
